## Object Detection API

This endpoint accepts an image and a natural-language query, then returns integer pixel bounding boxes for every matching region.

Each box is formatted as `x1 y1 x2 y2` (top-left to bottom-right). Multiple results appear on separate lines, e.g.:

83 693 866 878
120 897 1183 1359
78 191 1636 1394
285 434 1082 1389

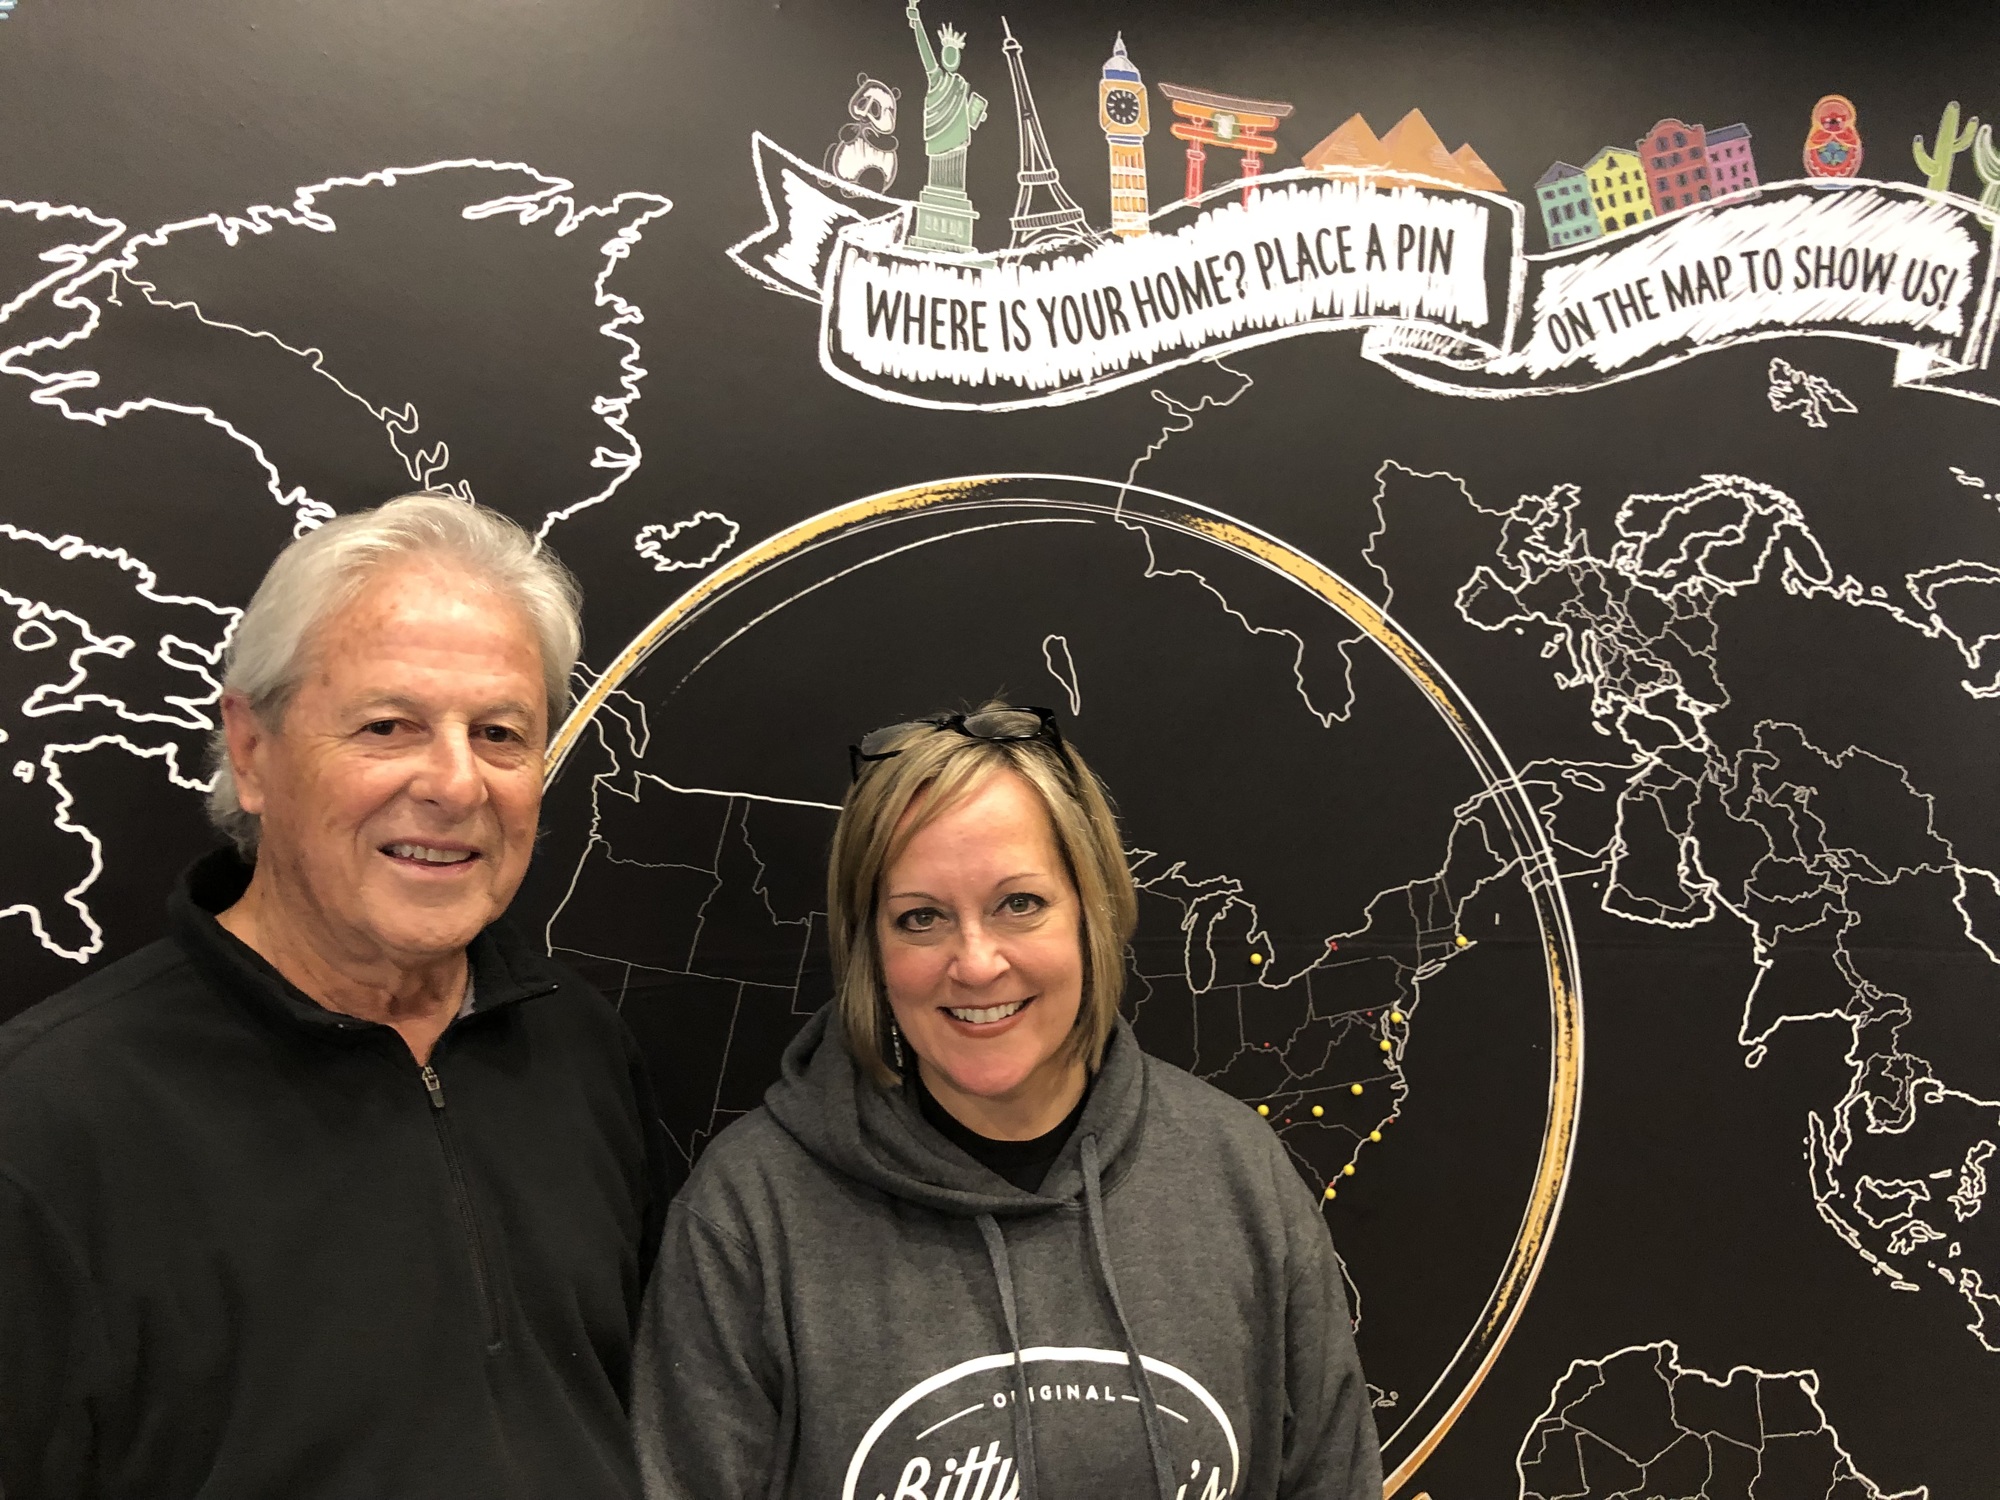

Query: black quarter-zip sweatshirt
0 849 671 1500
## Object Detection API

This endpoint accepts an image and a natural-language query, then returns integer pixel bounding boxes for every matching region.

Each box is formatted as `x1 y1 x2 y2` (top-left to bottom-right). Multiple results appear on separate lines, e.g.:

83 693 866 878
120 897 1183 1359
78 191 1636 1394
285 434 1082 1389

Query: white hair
207 493 583 855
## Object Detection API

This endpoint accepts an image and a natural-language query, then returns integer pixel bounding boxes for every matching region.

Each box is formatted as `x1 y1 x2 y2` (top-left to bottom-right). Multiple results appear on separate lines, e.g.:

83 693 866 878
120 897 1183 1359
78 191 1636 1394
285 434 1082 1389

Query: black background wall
2 1 1997 1494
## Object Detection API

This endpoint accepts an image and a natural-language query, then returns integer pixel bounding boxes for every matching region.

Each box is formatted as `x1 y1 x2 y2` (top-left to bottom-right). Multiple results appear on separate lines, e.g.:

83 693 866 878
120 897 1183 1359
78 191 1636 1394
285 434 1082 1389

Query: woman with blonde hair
634 704 1380 1500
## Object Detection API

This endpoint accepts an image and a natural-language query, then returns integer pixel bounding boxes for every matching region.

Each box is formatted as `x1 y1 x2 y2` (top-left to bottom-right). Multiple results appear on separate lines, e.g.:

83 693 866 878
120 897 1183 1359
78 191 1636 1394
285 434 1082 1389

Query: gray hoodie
633 1005 1381 1500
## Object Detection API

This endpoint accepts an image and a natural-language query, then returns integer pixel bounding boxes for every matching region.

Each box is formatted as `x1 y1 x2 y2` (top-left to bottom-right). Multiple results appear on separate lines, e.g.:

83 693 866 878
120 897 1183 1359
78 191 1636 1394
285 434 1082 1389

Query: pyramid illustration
1449 143 1505 192
1380 109 1461 179
1302 113 1384 172
1302 108 1506 193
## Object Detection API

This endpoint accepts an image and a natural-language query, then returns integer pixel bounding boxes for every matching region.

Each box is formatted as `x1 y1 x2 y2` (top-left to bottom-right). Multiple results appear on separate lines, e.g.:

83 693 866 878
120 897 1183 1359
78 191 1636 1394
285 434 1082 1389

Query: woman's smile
942 995 1032 1027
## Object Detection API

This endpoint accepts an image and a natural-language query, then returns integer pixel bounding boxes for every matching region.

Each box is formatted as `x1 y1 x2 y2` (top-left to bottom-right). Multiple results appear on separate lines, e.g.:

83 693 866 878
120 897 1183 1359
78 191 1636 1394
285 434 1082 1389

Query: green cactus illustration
1913 100 1979 193
1974 123 2000 218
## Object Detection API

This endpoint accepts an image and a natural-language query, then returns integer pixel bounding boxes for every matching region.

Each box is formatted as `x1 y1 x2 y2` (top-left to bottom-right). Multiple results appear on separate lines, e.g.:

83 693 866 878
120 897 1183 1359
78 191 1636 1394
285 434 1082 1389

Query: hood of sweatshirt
763 1003 1148 1219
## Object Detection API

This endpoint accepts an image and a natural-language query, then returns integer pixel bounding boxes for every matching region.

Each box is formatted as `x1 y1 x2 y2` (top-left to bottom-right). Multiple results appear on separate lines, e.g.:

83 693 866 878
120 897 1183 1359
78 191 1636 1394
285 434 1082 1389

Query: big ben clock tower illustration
1099 33 1151 237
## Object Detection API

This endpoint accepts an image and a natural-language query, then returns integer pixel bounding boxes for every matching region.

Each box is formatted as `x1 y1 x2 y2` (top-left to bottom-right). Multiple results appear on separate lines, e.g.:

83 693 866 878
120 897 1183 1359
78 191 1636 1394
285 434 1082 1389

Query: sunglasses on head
848 705 1071 785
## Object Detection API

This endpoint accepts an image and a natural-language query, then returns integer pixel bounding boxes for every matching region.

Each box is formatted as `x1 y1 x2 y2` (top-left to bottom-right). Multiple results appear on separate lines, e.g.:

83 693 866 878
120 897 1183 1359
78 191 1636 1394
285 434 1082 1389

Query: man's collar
169 846 560 1038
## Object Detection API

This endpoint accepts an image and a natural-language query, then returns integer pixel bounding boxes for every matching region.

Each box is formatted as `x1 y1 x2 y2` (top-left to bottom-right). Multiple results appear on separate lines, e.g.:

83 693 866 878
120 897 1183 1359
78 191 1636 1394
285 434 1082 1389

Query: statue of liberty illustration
905 1 987 251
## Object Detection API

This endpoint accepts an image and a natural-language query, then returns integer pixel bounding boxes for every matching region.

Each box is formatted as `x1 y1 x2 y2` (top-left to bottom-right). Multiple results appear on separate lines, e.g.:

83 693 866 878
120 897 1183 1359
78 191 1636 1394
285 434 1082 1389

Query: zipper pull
421 1064 446 1110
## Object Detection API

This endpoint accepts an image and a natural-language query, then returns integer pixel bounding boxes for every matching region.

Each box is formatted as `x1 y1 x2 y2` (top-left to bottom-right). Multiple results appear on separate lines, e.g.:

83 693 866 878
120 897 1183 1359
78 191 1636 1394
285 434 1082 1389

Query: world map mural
2 1 1995 1493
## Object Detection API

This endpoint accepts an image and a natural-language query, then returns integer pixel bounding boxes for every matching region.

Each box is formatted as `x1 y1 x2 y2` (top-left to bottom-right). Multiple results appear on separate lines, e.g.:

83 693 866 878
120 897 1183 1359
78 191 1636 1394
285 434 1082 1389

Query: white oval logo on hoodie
842 1346 1241 1500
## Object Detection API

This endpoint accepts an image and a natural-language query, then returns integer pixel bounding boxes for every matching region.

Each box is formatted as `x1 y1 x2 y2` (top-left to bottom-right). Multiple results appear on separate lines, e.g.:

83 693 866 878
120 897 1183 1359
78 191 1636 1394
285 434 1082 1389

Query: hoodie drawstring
972 1141 1176 1500
975 1213 1042 1500
1080 1134 1179 1500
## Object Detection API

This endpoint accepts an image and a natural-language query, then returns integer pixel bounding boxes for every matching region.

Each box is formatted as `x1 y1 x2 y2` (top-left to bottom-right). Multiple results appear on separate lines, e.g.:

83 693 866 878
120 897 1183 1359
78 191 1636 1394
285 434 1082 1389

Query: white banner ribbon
730 134 2000 410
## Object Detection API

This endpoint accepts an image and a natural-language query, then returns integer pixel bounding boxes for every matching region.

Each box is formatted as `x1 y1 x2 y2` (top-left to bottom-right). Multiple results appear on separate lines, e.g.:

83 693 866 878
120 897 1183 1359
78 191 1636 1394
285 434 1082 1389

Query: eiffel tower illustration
1001 18 1103 250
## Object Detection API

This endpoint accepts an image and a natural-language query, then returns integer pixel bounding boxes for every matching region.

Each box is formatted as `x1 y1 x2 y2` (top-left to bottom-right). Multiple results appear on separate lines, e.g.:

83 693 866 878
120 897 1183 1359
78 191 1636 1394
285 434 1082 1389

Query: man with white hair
0 494 668 1499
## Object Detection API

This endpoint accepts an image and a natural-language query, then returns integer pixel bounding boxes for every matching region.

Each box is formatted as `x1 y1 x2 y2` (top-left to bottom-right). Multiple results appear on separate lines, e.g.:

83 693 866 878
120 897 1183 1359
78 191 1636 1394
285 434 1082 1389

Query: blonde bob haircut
828 708 1139 1088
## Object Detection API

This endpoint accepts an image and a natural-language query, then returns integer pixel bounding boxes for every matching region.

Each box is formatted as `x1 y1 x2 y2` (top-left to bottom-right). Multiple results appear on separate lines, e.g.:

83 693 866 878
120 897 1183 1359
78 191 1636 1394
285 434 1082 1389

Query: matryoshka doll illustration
1804 94 1864 178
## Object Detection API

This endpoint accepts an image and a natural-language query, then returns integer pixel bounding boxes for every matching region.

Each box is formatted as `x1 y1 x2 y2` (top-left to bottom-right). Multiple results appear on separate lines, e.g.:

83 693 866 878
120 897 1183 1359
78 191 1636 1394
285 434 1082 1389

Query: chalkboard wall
2 1 1995 1493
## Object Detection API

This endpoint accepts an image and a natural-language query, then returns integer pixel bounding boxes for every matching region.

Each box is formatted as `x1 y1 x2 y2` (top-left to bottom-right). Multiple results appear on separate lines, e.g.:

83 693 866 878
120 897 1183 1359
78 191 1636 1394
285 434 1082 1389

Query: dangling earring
890 1020 906 1071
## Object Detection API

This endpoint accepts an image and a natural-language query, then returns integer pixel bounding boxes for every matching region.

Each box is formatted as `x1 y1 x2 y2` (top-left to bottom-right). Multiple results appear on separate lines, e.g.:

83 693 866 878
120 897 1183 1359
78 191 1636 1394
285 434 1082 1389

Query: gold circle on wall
548 473 1584 1494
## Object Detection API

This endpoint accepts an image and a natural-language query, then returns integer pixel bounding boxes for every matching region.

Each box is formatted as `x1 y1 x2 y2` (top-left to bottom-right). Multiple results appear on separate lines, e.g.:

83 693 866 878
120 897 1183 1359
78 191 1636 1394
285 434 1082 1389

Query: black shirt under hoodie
0 849 671 1500
913 1068 1089 1194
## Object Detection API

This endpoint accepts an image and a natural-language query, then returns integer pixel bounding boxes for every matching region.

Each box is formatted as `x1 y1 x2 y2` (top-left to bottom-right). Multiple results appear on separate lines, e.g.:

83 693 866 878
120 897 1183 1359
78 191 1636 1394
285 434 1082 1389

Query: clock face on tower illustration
1099 76 1148 136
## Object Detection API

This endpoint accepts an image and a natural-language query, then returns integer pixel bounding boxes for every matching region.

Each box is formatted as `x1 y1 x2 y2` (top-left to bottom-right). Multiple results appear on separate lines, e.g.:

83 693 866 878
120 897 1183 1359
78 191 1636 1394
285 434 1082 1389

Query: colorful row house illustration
1643 118 1710 211
1586 144 1654 231
1534 161 1602 247
1643 118 1760 215
1535 120 1759 248
1706 123 1758 198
